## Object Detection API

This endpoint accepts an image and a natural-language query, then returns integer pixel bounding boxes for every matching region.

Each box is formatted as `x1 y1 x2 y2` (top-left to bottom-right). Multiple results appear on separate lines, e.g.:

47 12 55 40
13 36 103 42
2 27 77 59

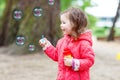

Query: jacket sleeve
44 45 58 61
79 43 95 71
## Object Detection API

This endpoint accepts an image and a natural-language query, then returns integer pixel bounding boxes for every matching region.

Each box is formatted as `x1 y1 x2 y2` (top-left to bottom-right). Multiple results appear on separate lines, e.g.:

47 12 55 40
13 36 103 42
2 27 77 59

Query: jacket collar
64 30 92 42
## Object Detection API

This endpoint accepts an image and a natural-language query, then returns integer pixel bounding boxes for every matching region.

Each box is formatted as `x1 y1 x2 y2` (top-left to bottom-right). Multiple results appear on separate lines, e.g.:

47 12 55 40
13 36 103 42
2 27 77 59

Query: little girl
39 7 95 80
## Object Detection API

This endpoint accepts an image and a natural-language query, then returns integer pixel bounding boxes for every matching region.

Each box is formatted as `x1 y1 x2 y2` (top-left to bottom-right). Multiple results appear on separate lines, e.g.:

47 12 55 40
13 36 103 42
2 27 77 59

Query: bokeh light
116 52 120 60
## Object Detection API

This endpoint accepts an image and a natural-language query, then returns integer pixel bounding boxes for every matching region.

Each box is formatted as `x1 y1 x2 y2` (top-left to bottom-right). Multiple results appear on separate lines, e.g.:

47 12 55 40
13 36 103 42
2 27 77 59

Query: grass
92 26 120 38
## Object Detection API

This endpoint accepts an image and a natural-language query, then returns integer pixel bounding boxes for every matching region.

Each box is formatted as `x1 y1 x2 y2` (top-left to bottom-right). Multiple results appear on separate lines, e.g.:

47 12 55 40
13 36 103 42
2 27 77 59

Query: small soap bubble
48 0 54 5
33 7 42 17
13 9 23 20
16 35 25 46
28 44 35 52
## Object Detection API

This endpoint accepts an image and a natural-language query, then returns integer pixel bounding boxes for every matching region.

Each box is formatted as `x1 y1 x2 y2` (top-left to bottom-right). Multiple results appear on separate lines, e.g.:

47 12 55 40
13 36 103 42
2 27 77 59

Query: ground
0 40 120 80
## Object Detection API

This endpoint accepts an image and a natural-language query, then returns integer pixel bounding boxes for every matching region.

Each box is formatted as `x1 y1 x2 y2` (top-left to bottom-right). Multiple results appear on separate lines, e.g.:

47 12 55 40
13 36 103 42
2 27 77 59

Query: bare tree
107 0 120 41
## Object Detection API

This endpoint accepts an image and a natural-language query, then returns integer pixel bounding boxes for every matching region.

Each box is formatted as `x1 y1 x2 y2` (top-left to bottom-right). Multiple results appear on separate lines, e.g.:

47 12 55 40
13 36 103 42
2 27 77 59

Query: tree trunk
0 0 34 46
0 0 61 51
9 0 32 45
107 0 120 41
0 0 13 46
45 0 60 45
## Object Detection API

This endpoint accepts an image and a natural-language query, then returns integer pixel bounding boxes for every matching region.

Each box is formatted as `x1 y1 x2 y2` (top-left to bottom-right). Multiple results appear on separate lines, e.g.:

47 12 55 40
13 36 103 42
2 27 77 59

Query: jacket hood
78 30 93 46
64 30 93 46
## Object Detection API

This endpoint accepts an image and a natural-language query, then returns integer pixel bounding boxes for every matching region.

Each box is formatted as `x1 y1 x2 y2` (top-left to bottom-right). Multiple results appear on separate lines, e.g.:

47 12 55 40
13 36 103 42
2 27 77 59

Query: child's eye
62 21 65 24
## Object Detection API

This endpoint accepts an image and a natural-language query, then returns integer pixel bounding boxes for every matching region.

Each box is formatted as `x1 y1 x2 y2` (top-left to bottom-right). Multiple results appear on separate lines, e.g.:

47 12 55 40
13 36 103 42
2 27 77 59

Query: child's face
60 13 73 35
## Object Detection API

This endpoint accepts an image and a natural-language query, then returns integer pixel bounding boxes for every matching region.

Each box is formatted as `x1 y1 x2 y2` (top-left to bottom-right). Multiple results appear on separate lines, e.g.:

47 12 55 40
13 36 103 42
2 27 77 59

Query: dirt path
91 40 120 80
0 40 120 80
0 50 57 80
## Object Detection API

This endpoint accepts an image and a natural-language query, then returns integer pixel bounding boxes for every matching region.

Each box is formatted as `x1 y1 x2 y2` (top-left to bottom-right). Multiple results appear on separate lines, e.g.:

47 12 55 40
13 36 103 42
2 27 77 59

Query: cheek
66 28 72 34
68 28 72 32
67 26 73 31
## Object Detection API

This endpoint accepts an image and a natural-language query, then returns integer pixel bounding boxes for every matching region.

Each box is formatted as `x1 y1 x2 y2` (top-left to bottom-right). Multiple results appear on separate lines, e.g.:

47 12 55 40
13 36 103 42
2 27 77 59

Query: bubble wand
40 35 45 44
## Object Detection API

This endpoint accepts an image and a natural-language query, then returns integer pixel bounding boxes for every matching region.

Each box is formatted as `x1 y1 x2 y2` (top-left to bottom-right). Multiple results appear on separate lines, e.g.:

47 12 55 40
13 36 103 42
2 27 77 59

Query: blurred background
0 0 120 53
0 0 120 80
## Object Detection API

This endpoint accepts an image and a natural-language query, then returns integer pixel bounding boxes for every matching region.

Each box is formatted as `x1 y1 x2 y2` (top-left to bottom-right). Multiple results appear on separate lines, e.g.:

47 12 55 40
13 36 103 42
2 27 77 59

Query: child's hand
39 38 52 50
64 57 73 67
39 38 47 47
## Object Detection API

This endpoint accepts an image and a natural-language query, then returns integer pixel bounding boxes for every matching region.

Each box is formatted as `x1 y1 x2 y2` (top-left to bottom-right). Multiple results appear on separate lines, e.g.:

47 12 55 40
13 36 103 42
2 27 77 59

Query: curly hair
60 7 88 37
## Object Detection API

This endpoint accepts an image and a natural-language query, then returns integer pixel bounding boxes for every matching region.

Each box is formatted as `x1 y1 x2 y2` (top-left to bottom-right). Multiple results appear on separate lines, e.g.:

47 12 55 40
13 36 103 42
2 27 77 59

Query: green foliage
60 0 72 11
60 0 97 28
87 14 98 28
92 26 120 38
77 0 97 28
115 28 120 36
80 0 93 11
0 0 6 17
92 27 109 38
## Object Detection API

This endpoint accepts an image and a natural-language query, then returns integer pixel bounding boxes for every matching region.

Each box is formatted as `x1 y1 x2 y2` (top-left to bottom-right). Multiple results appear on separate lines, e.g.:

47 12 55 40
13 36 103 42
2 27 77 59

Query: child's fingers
39 38 46 47
39 38 50 47
39 38 52 49
64 57 73 66
39 42 45 47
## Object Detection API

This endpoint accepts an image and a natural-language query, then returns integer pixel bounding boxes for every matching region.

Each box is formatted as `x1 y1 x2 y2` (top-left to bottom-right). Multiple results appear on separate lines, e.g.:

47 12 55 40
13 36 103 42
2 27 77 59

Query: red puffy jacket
44 31 95 80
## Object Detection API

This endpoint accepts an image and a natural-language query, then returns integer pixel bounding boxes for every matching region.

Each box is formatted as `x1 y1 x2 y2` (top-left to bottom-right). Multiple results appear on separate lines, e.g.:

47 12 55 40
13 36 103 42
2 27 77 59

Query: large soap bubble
16 35 25 46
33 7 42 17
13 9 23 20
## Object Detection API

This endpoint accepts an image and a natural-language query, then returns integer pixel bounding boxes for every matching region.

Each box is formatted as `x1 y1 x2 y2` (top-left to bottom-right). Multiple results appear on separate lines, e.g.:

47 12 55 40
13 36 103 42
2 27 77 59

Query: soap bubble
16 35 25 46
28 44 35 52
48 0 54 5
33 7 42 17
13 9 23 20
